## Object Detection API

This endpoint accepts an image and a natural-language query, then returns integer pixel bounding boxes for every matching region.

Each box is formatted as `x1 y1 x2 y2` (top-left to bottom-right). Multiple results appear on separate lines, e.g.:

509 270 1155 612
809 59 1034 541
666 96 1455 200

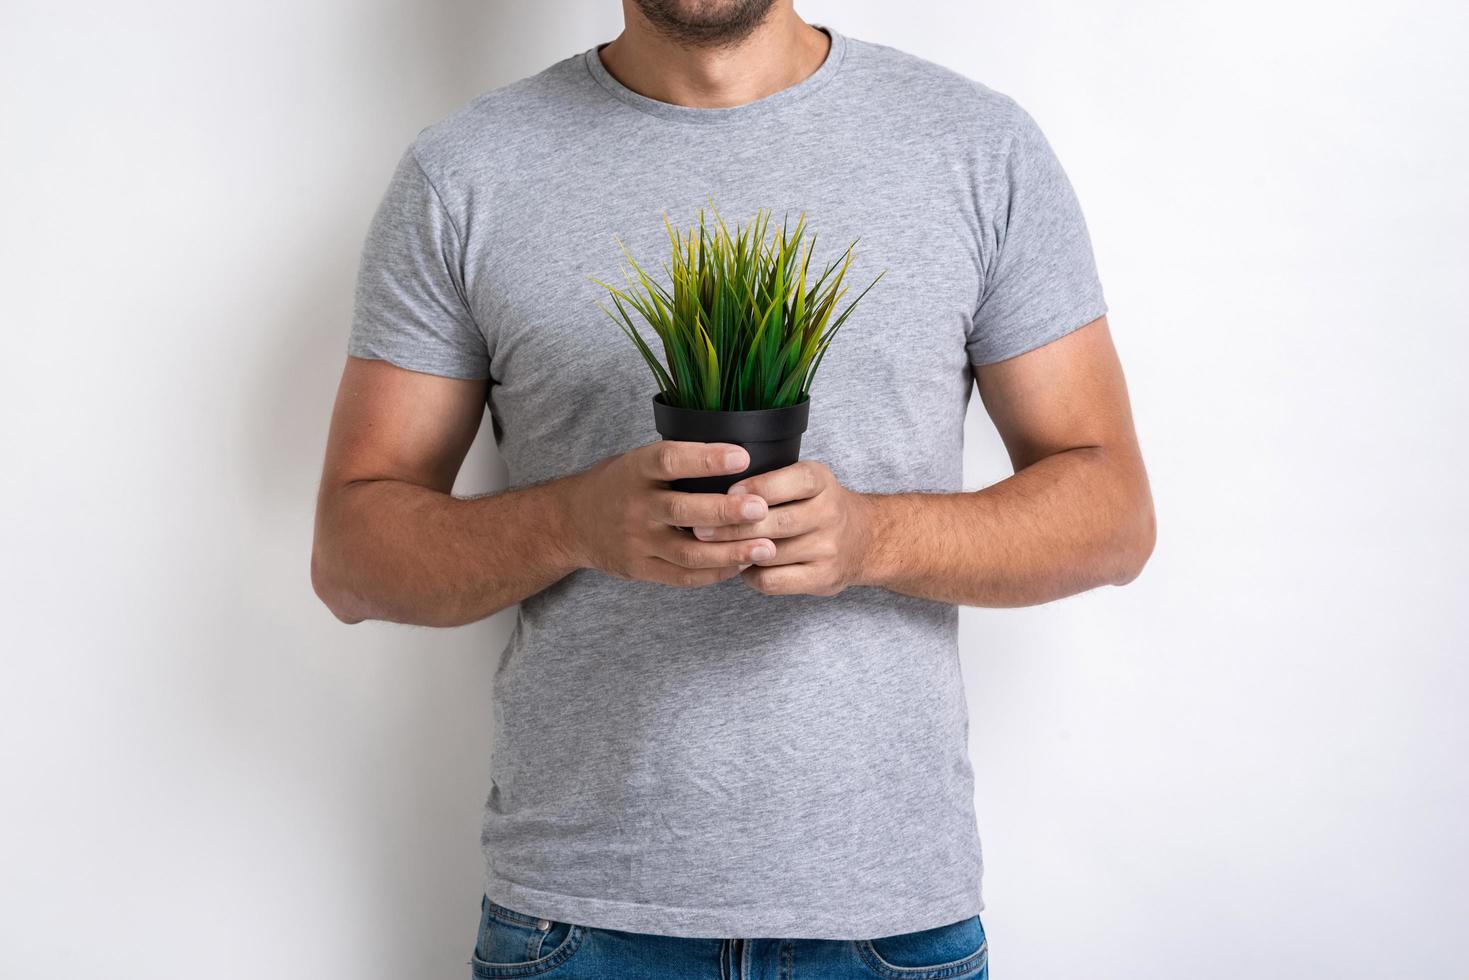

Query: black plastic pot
651 393 811 494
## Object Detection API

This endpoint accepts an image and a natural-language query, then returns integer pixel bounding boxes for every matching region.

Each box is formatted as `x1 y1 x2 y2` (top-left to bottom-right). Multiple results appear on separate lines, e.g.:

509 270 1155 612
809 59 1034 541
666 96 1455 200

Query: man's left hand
690 460 875 597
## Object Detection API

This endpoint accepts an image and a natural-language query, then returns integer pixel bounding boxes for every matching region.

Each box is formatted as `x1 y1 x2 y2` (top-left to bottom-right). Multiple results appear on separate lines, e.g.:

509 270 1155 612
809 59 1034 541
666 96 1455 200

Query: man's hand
561 441 780 588
688 460 874 597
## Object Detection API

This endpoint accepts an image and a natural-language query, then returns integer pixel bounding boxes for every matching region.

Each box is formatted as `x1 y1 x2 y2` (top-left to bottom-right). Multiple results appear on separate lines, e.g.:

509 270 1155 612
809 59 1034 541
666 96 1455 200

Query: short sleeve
347 144 490 379
966 103 1108 365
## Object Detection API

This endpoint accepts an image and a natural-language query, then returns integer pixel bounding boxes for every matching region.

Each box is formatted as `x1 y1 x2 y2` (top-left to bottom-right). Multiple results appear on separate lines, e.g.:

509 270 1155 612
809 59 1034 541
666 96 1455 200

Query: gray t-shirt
348 25 1106 940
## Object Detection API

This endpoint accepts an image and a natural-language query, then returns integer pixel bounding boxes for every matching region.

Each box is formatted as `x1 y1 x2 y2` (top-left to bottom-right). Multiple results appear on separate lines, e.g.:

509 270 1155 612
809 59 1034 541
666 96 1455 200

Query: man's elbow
1108 493 1156 587
311 546 367 624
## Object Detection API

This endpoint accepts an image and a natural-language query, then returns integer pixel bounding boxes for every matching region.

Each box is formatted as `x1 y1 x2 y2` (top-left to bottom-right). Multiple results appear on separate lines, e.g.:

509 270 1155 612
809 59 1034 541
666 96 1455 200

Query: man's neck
598 5 829 109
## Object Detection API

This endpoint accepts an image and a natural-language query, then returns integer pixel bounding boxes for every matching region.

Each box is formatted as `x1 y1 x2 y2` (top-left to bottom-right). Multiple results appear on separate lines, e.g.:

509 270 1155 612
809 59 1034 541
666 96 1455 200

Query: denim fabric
470 896 989 980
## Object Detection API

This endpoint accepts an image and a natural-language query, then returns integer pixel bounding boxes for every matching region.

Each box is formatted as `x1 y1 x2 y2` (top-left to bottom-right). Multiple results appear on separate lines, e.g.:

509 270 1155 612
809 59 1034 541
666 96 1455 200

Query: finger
638 557 746 589
742 531 834 566
640 440 749 482
652 528 777 569
690 499 818 541
648 489 767 529
726 461 827 507
740 563 832 596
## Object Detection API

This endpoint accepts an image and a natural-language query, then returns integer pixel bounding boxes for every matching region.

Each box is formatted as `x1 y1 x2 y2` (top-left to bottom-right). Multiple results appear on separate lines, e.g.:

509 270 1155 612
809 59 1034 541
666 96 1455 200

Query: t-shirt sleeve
346 143 490 379
966 102 1108 365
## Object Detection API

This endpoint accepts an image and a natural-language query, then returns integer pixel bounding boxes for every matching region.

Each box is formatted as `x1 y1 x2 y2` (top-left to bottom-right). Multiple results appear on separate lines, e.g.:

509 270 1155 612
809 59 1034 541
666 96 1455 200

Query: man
312 1 1154 976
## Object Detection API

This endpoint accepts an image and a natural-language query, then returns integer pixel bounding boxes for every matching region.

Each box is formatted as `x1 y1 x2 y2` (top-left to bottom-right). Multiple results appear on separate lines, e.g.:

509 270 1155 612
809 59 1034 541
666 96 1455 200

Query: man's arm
692 316 1155 605
311 357 780 627
310 357 573 626
862 315 1155 605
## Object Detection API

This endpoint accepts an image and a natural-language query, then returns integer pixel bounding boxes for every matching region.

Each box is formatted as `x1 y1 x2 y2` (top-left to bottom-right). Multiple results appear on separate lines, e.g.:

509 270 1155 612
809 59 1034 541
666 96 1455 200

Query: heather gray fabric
347 25 1106 940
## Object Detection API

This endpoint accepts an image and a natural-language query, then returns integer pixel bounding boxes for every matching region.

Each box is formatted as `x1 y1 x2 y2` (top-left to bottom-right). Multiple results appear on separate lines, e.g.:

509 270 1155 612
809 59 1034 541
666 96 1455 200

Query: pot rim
651 391 810 417
652 391 810 443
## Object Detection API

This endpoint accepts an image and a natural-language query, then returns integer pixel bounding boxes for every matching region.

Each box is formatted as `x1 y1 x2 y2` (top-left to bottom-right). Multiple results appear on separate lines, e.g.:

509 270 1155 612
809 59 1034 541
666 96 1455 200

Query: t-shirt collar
582 24 847 125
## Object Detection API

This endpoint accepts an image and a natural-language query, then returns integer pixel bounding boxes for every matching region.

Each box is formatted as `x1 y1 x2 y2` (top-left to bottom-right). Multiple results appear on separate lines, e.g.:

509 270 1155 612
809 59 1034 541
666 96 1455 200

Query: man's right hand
561 441 777 588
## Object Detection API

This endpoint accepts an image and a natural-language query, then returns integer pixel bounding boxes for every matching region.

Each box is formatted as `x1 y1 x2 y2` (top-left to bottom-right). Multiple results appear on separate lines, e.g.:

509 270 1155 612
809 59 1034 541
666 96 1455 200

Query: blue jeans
470 896 988 979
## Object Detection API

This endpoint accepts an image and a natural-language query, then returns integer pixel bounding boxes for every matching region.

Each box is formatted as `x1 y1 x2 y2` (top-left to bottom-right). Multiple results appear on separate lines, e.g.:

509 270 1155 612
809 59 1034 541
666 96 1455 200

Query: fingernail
740 499 764 520
723 450 747 470
728 483 748 496
693 527 713 539
751 544 775 561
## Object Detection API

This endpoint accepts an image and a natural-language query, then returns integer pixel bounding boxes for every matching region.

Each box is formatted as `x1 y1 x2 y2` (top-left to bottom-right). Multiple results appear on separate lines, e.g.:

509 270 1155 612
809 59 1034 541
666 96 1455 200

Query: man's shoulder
846 33 1028 113
407 52 592 185
840 33 1025 132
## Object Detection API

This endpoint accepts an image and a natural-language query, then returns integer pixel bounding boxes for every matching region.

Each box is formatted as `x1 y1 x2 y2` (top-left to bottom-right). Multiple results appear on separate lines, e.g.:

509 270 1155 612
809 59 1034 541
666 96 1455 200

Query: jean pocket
853 914 988 979
470 896 587 978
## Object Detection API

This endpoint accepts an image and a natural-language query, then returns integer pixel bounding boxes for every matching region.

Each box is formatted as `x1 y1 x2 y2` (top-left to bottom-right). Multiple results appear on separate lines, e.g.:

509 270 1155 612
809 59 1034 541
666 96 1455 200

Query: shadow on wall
237 3 616 977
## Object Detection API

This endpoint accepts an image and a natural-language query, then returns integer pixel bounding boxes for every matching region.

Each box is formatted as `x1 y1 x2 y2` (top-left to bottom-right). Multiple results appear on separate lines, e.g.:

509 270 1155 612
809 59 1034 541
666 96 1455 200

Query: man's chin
630 0 780 47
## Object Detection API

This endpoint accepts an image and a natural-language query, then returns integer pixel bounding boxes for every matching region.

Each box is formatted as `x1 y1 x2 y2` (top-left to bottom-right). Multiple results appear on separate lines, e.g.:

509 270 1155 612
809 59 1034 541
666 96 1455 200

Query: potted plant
592 205 884 493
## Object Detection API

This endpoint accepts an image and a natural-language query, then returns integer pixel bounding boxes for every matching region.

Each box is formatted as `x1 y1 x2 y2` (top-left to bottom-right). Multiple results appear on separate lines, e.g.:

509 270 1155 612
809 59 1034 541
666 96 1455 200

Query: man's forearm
857 446 1155 607
311 477 580 627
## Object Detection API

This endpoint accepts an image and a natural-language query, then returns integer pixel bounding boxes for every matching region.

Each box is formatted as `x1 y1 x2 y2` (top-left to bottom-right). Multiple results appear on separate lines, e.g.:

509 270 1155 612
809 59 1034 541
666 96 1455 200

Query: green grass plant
592 204 884 411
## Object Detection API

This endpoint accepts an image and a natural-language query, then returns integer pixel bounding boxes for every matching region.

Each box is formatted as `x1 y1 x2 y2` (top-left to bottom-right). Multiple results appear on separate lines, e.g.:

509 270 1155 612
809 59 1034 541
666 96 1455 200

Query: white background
3 1 1466 977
